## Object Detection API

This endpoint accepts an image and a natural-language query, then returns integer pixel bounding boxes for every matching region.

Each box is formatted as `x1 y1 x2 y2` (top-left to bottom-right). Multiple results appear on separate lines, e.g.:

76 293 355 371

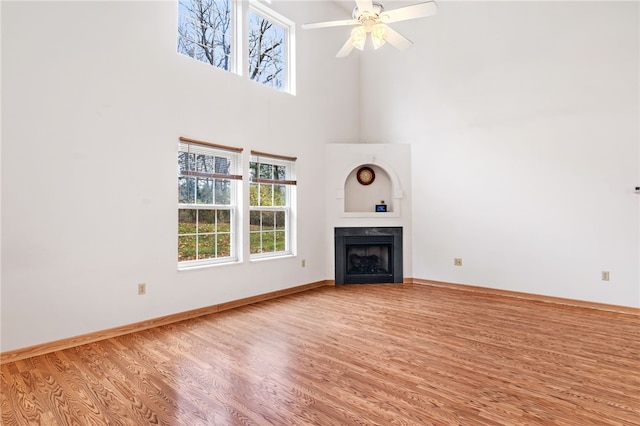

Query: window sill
178 259 241 271
249 253 295 263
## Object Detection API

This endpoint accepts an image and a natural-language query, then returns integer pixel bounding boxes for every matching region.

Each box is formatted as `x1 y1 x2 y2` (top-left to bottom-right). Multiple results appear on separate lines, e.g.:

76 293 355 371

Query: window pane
198 234 216 259
178 37 195 58
274 165 286 180
249 210 262 253
250 210 261 228
217 233 231 257
249 183 259 206
259 163 273 179
187 153 196 171
214 45 231 70
250 237 261 253
178 1 191 18
215 179 231 205
214 156 230 174
217 209 230 231
248 10 286 90
273 185 286 206
203 25 215 46
196 178 214 204
216 210 230 228
263 231 276 252
179 177 195 204
259 183 273 206
250 232 262 254
177 0 231 71
178 152 189 173
198 210 215 233
263 211 276 229
275 230 285 251
194 43 214 64
275 211 285 229
178 235 197 261
196 153 214 173
178 209 197 234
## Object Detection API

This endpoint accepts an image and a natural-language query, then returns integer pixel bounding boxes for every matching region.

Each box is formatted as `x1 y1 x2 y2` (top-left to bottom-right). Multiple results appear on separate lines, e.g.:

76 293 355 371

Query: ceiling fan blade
355 0 374 14
301 19 359 30
336 37 355 58
381 1 438 24
384 27 413 50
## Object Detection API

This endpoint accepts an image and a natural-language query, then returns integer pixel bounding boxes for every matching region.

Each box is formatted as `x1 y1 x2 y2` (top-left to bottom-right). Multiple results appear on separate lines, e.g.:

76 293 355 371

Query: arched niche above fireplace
341 162 402 217
345 164 391 212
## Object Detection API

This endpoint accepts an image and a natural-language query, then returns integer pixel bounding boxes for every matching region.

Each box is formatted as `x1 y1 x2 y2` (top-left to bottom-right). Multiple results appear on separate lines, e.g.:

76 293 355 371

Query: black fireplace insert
334 227 403 284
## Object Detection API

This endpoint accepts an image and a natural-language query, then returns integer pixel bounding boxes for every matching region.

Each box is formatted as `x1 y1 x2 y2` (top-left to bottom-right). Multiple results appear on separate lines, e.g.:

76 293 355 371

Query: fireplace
334 227 403 284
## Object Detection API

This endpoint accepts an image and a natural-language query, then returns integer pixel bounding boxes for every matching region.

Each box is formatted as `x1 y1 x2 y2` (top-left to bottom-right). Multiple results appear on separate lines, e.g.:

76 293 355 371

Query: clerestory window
248 3 292 91
177 0 294 93
177 0 233 71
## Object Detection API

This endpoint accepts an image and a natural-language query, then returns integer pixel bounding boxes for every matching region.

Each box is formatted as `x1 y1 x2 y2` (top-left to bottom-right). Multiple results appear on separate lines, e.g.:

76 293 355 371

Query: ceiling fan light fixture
351 26 366 50
302 1 438 58
371 23 388 49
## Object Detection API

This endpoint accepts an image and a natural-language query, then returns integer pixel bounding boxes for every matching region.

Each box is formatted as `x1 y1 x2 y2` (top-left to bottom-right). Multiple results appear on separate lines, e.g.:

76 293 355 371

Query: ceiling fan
301 0 438 58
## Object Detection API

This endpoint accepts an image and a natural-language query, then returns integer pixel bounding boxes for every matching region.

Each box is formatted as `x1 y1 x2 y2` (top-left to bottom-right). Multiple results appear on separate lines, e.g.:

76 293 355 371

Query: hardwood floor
2 283 639 425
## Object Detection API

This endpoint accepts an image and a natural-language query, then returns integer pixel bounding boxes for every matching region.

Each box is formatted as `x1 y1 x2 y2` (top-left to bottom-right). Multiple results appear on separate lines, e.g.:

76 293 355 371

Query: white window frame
178 138 243 269
247 0 296 94
249 151 296 260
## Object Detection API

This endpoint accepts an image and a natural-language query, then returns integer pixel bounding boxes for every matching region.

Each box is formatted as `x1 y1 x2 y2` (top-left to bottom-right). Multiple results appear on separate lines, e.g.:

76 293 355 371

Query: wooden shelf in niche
341 211 400 219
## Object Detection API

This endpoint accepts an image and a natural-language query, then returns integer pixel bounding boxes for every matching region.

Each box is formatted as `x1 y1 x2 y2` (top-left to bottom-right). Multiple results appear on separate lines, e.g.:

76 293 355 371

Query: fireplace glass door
334 227 402 284
346 243 392 281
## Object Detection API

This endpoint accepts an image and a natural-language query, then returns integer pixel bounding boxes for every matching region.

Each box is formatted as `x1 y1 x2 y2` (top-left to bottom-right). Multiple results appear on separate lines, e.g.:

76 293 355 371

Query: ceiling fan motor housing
353 2 385 22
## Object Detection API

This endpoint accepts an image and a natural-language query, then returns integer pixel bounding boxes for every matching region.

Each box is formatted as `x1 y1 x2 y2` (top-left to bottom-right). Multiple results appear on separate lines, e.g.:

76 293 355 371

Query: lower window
178 208 232 262
249 151 296 259
177 137 242 268
249 209 287 254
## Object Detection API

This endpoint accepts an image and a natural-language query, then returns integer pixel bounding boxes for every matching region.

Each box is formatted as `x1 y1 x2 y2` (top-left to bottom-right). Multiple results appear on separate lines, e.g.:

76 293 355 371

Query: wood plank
0 281 329 364
2 283 638 425
413 278 640 315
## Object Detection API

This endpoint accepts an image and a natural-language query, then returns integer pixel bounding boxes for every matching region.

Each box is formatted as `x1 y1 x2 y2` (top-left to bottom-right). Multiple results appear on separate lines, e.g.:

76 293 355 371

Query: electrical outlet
454 258 463 266
301 259 306 268
138 283 147 295
601 271 610 281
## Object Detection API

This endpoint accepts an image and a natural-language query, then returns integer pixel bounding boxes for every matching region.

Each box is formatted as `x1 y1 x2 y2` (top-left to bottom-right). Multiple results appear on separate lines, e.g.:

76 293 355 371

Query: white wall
360 1 640 307
2 0 639 354
0 0 360 352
